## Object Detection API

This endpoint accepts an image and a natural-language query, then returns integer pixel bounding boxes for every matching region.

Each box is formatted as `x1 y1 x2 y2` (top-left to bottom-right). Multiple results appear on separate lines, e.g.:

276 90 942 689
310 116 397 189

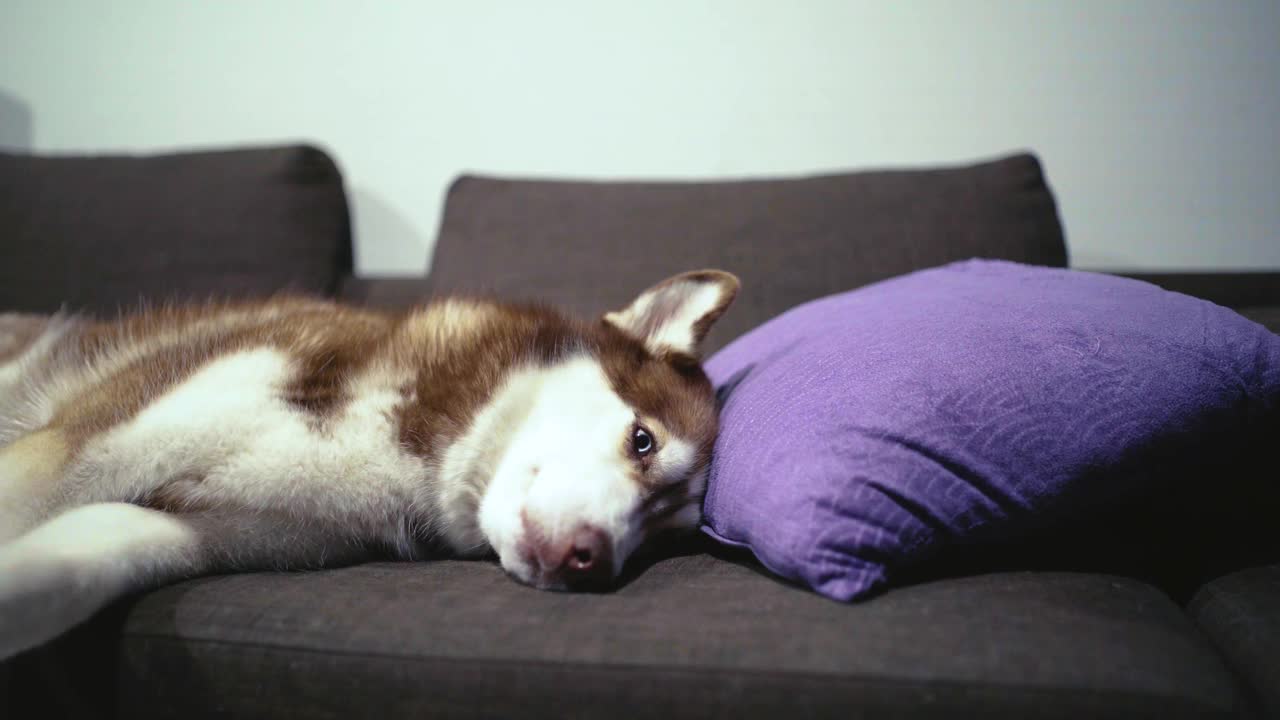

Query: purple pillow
703 260 1280 601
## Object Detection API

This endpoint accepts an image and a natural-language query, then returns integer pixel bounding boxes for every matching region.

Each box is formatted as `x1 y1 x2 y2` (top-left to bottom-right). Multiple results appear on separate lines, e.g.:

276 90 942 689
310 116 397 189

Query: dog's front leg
0 502 202 659
0 502 368 660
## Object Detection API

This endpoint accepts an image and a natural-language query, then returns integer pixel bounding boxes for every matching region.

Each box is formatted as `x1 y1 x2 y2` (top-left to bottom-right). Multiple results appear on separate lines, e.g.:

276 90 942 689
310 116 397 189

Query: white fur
477 356 642 588
0 502 200 658
437 364 545 556
606 277 730 355
67 348 428 550
653 437 697 483
0 347 433 656
646 282 726 354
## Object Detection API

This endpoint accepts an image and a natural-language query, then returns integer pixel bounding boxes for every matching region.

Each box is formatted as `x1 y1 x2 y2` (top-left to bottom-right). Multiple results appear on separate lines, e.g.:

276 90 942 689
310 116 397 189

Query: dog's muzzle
519 516 615 591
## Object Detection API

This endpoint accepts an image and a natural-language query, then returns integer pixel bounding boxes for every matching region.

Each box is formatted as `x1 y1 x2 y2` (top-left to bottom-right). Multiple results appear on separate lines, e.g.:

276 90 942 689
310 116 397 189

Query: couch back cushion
430 153 1067 352
0 145 352 314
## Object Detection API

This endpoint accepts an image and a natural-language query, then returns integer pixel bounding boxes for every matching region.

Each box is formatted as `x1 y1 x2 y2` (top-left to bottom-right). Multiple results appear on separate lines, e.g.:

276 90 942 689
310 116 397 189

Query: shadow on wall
0 89 33 151
349 187 431 275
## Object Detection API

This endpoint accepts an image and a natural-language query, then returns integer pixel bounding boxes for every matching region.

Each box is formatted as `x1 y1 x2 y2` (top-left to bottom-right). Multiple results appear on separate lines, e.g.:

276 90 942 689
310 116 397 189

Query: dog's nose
559 525 613 590
520 513 616 591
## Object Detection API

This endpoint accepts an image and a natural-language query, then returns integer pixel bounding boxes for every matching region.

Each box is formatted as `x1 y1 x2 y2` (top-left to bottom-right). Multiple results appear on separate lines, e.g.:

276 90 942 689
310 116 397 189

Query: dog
0 270 739 659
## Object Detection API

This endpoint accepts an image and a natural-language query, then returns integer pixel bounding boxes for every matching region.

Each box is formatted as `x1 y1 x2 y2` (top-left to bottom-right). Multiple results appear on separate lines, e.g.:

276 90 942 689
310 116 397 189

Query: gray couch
2 145 1277 719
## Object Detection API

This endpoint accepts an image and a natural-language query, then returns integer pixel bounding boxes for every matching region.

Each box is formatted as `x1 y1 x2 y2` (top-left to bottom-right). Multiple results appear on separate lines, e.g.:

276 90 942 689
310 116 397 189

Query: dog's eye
632 426 656 456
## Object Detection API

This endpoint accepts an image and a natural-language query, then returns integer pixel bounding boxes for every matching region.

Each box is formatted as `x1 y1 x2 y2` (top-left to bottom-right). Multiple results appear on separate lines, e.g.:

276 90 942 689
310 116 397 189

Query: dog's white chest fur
72 348 429 550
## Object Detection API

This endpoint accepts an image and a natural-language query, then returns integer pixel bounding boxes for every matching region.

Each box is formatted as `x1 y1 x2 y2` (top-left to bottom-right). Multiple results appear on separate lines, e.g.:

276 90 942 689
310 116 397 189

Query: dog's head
476 270 739 591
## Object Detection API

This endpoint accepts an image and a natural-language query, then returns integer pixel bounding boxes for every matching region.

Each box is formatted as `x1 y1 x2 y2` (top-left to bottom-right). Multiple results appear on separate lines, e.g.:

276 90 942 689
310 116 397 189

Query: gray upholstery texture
429 153 1068 354
1190 565 1280 718
0 145 352 315
8 545 1250 719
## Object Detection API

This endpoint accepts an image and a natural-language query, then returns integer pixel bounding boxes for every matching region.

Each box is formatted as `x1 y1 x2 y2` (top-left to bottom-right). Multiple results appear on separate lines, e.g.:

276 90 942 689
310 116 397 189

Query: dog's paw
0 548 82 659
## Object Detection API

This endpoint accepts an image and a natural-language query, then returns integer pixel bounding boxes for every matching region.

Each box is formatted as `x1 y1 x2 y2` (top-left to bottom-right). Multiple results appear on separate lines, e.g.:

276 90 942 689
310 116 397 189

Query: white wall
2 1 1276 275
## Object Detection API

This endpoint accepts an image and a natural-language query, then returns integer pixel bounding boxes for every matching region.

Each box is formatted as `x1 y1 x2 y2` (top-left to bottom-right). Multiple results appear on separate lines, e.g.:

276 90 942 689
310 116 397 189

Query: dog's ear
604 270 740 358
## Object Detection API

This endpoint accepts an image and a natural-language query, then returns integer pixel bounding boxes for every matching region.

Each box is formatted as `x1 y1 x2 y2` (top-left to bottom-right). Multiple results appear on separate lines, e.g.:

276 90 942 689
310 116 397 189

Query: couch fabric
430 153 1068 353
53 548 1250 719
0 145 352 315
2 146 1278 719
1190 566 1280 718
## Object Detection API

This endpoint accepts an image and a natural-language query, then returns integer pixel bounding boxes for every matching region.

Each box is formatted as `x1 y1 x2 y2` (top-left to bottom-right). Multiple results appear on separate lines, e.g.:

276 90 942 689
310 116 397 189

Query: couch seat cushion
1189 565 1280 718
9 543 1248 719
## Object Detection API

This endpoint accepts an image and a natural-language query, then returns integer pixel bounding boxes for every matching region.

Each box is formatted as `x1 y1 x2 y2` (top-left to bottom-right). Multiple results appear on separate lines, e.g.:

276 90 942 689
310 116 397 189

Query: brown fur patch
394 300 583 459
596 328 720 490
50 298 395 450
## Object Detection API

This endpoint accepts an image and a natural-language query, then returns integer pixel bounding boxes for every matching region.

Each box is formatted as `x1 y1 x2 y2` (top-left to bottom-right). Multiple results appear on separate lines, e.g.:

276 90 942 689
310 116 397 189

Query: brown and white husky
0 270 738 659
